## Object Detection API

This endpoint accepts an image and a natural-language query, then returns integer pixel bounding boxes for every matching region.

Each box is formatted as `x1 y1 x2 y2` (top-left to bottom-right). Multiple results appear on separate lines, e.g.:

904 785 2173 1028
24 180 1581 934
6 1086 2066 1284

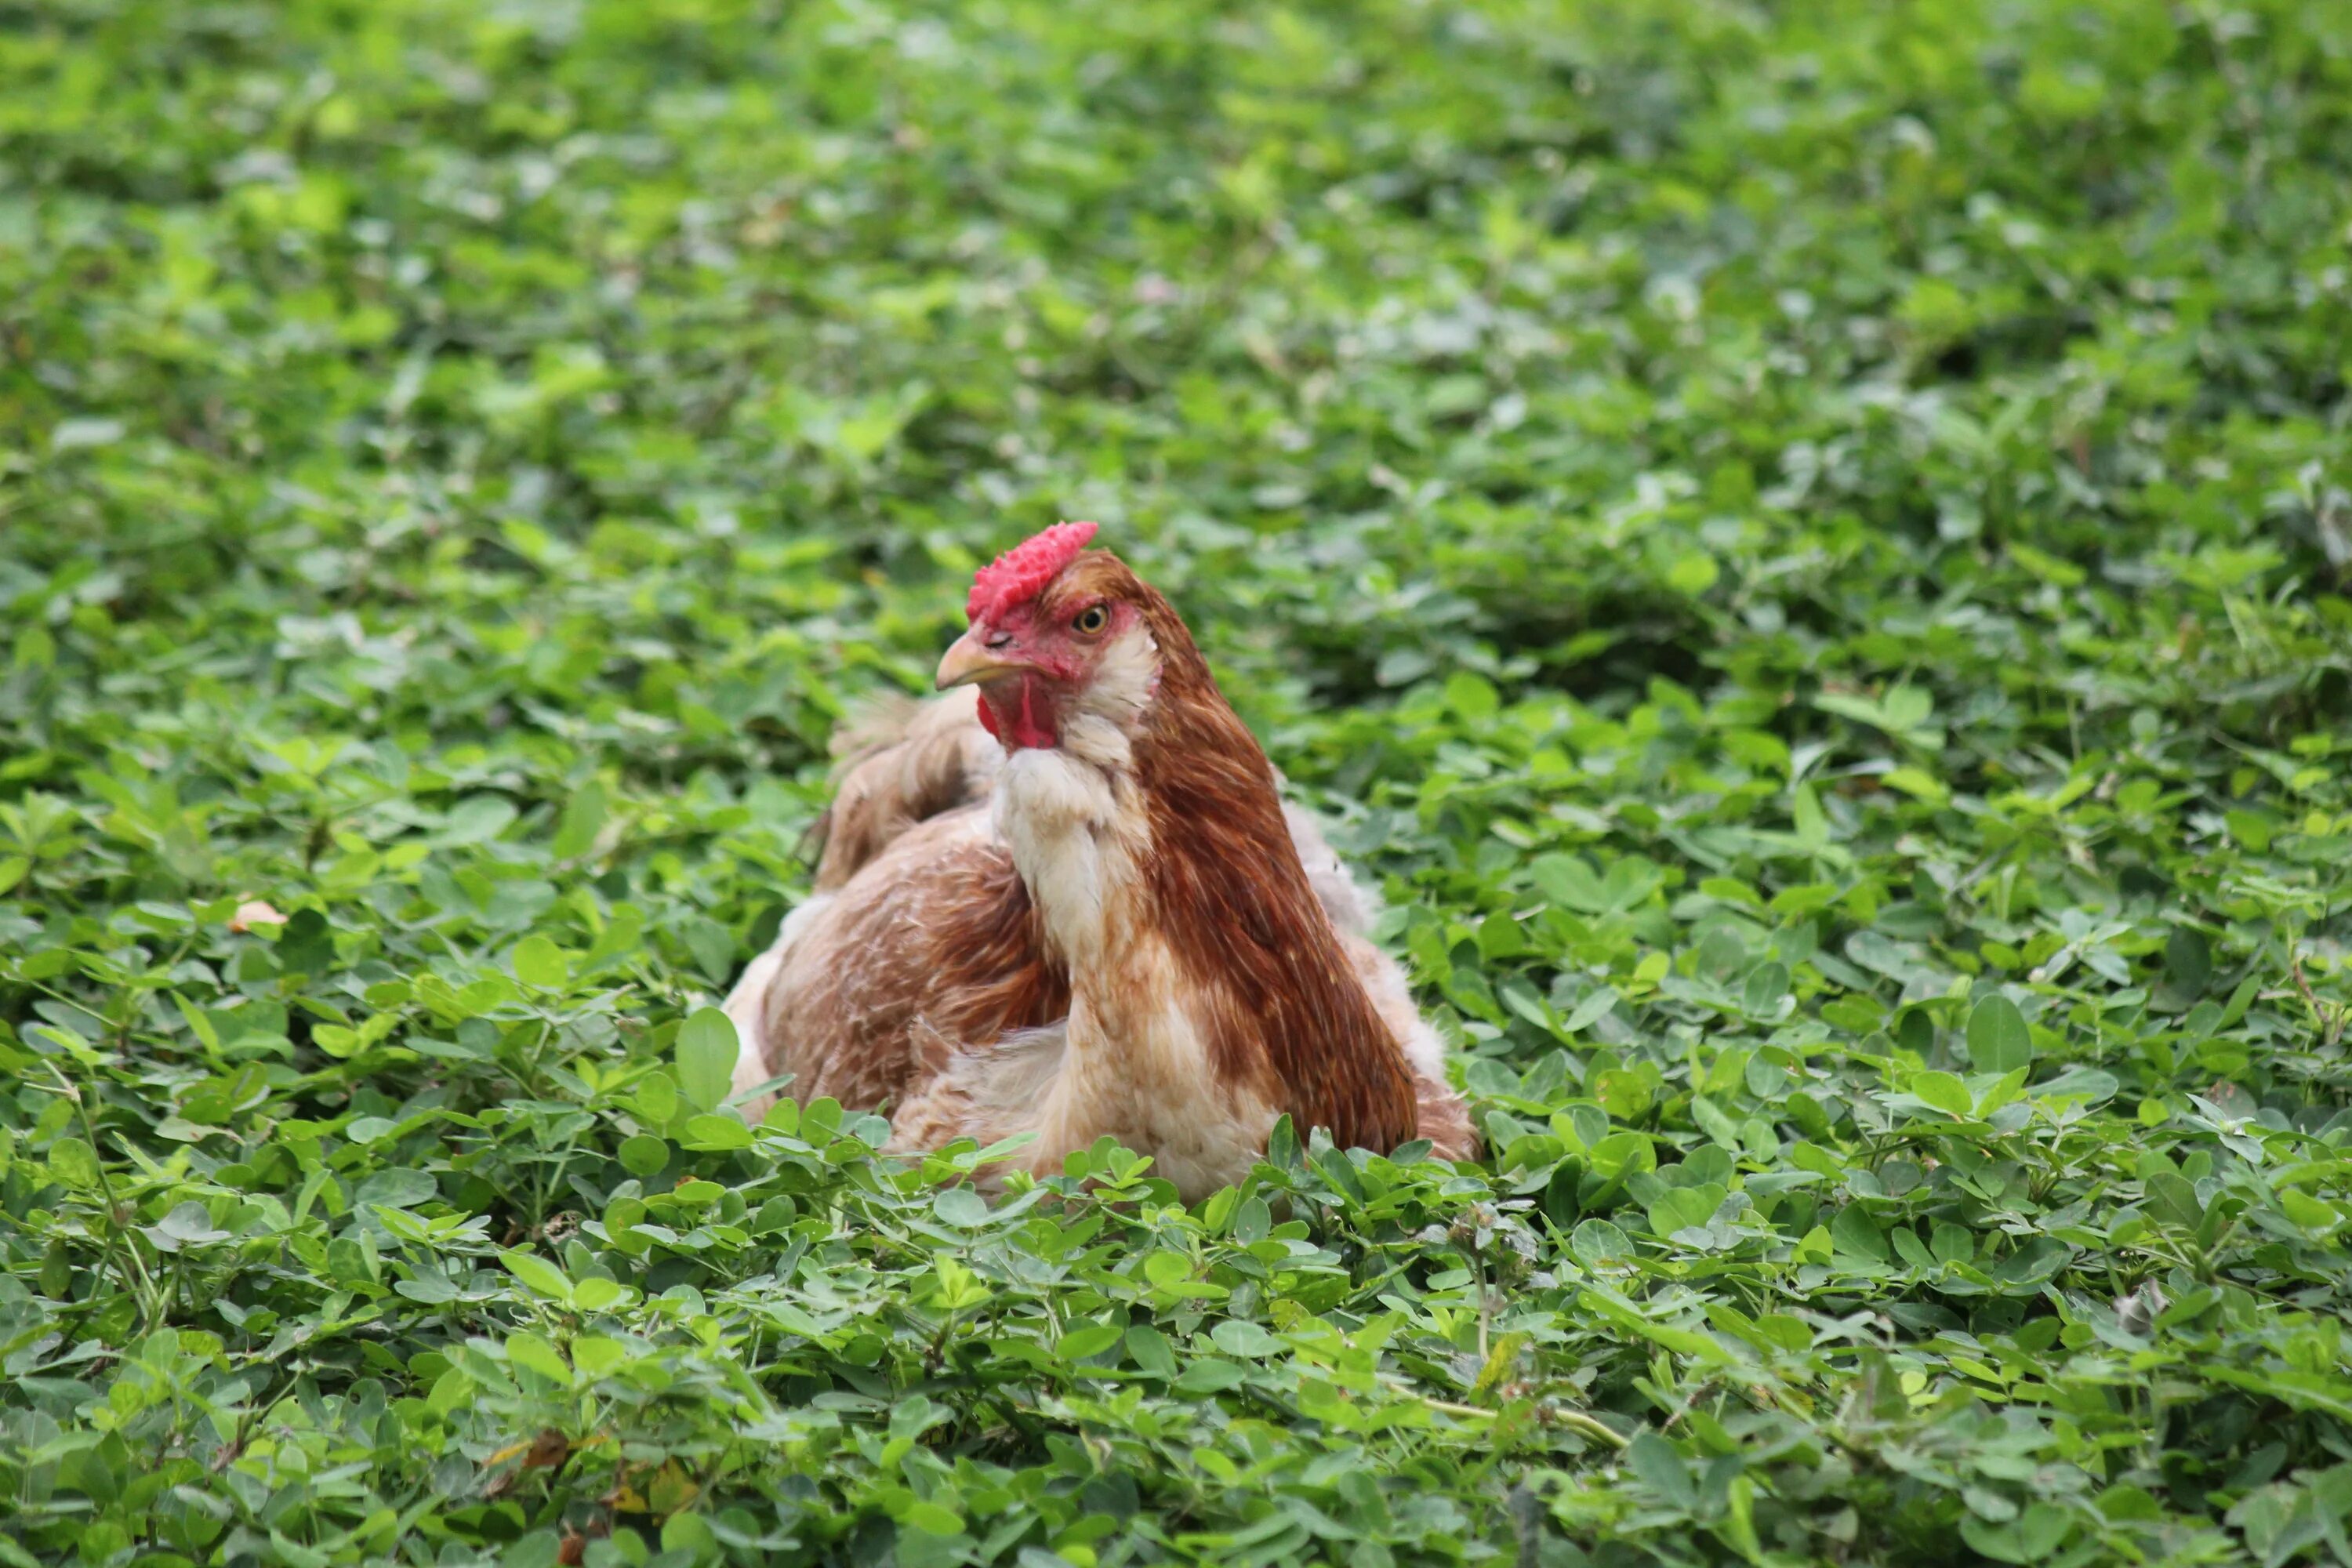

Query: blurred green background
3 1 2351 1564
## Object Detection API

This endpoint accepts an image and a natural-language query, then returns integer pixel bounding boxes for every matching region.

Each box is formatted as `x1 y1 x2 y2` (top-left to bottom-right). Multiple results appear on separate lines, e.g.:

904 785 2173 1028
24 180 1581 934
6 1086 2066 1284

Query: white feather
996 745 1145 967
724 891 833 1109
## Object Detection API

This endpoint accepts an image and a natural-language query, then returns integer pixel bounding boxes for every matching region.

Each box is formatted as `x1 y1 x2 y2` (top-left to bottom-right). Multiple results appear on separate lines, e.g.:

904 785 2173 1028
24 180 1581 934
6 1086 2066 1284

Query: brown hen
724 524 1476 1197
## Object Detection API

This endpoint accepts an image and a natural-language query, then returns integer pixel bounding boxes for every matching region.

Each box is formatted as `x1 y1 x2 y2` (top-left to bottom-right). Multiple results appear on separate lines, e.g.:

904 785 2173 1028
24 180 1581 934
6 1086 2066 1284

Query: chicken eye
1072 604 1109 635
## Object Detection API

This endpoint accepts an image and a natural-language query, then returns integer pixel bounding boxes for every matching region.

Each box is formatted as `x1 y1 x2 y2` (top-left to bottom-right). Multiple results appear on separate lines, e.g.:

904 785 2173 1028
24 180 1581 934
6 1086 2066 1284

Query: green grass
5 0 2352 1563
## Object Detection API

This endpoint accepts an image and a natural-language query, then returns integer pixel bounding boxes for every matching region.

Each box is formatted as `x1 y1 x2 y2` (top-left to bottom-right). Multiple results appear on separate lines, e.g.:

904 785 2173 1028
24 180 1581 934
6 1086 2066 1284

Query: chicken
724 523 1477 1198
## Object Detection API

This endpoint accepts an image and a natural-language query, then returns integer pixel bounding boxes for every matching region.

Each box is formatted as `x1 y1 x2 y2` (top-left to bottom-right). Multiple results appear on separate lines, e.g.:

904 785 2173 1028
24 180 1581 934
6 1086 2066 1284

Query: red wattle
978 678 1058 750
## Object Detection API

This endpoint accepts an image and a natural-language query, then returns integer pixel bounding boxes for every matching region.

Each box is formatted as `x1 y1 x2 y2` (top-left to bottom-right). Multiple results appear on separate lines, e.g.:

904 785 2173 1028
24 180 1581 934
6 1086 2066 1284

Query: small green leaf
1882 766 1947 803
1967 995 2034 1074
512 934 569 989
48 1135 98 1190
902 1501 964 1537
1594 1069 1653 1120
1911 1071 1974 1119
1444 670 1499 722
1991 1237 2069 1293
633 1070 678 1126
1057 1323 1123 1361
572 1276 629 1312
1563 986 1621 1033
932 1187 989 1228
1125 1324 1178 1377
354 1167 437 1208
674 1007 738 1113
1210 1319 1283 1358
502 1249 572 1301
1831 1205 1887 1262
505 1329 571 1382
551 780 608 859
1665 550 1719 595
1570 1218 1632 1266
142 1200 230 1252
1626 1432 1697 1508
1791 785 1828 849
2147 1172 2203 1230
170 993 222 1051
571 1334 627 1377
680 1113 753 1150
1740 961 1789 1018
1174 1359 1246 1394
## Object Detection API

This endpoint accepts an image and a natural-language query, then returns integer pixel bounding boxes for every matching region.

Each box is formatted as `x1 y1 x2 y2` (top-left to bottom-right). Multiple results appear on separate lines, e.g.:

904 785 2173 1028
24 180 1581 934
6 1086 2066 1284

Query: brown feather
811 690 1000 891
1029 555 1422 1153
741 807 1065 1109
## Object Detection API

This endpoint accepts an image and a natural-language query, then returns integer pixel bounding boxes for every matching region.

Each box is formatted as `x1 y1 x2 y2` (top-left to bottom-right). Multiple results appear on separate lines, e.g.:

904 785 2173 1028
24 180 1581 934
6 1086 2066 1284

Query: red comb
967 521 1098 622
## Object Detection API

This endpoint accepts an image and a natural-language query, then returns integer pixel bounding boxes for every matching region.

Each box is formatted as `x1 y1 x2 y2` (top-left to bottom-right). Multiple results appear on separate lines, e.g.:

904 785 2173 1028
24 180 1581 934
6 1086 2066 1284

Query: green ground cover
5 0 2352 1563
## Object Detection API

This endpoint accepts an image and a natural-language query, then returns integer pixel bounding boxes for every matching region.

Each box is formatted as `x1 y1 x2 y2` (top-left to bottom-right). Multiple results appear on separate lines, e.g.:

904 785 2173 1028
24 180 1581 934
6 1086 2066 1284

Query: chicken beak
935 626 1023 691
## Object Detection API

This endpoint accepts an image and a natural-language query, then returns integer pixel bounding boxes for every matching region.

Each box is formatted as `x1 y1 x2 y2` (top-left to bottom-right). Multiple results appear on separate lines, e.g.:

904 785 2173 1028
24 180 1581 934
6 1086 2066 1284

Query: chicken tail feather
813 689 1002 889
